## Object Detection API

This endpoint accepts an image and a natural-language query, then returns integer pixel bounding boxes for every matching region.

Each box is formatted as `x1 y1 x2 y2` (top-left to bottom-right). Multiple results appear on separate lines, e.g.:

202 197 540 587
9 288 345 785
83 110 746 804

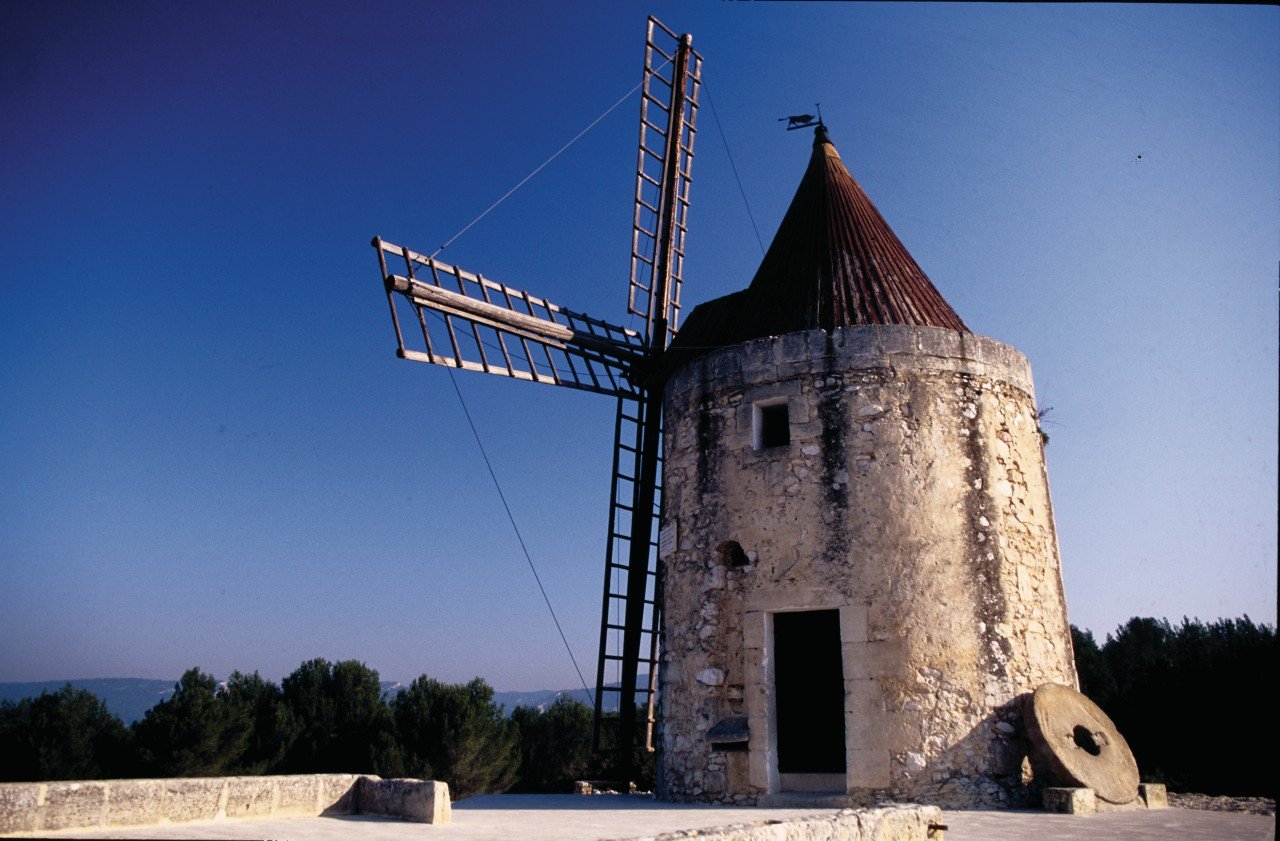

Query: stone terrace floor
17 794 1276 841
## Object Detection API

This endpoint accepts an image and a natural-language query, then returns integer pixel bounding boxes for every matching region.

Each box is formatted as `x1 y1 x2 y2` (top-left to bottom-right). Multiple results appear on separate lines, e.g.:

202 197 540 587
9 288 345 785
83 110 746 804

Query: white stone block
846 749 891 788
839 604 869 643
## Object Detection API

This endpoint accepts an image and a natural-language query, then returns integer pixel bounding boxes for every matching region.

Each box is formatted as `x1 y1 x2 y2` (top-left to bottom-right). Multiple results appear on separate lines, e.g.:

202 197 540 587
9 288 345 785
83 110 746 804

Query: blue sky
1 2 1275 691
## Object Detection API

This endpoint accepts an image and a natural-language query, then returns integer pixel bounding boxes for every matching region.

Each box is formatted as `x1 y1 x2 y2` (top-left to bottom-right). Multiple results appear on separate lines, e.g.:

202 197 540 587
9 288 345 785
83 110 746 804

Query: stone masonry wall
656 325 1076 808
0 774 449 835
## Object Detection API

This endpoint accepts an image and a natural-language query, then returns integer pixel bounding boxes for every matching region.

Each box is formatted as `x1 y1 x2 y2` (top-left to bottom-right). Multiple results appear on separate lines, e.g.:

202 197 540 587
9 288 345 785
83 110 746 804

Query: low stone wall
358 777 451 825
0 774 449 835
617 804 944 841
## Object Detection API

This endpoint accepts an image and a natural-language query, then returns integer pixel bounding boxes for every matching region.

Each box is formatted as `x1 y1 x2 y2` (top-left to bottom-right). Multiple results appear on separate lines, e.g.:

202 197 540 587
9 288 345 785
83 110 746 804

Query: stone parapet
0 774 449 836
358 776 451 824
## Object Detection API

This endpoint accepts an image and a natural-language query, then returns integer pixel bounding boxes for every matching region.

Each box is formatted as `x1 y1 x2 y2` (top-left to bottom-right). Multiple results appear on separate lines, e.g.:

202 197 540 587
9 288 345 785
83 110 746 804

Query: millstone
1023 683 1140 804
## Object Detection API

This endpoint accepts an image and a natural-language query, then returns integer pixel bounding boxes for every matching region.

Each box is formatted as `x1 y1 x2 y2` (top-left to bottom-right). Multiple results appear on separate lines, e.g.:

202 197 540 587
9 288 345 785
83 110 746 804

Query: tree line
2 615 1273 798
0 658 651 798
1071 615 1274 798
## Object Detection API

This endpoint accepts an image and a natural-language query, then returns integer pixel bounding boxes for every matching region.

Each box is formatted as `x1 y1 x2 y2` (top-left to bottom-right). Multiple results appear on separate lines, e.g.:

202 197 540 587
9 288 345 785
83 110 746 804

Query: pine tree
393 676 518 799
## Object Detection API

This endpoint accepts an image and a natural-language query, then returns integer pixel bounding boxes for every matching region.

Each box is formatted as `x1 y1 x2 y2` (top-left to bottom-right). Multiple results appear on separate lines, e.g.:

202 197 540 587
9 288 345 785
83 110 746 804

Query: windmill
371 17 702 774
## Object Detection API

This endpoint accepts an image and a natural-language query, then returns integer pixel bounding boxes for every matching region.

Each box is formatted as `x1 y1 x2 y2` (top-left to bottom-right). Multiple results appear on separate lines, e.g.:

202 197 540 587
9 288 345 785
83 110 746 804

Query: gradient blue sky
2 2 1276 691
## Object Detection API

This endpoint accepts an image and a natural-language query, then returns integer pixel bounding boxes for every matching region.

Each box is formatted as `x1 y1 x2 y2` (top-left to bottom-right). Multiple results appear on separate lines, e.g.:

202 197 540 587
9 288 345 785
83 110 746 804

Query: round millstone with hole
1023 683 1140 804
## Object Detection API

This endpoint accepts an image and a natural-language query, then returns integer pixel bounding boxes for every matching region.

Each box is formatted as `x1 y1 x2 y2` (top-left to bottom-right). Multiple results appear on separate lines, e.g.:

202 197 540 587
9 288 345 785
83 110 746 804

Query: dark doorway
773 609 846 775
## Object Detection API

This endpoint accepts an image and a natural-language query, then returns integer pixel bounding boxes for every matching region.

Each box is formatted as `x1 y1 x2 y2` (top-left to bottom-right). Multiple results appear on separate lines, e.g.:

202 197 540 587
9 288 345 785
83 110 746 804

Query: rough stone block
41 781 107 831
777 360 813 378
162 778 223 824
706 353 741 383
844 677 880 714
224 776 275 819
742 611 765 651
319 774 360 814
917 326 963 359
844 641 883 680
859 803 945 841
839 603 869 643
1042 786 1096 814
725 752 750 793
745 715 769 752
774 332 811 364
357 777 450 824
877 326 920 356
847 748 891 788
846 709 891 752
0 783 42 834
792 416 828 441
786 393 811 424
273 774 320 815
104 779 162 827
747 751 769 789
832 325 883 356
744 680 768 719
1138 782 1167 809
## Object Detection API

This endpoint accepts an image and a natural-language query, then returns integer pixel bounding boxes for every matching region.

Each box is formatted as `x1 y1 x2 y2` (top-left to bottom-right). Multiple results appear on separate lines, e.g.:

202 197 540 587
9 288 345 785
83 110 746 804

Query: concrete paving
15 794 1275 840
942 807 1274 841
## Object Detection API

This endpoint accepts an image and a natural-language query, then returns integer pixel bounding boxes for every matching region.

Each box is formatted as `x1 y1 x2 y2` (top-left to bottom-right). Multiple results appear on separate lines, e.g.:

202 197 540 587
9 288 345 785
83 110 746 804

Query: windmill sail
628 17 702 344
594 18 699 761
375 237 645 400
593 396 663 749
372 15 700 778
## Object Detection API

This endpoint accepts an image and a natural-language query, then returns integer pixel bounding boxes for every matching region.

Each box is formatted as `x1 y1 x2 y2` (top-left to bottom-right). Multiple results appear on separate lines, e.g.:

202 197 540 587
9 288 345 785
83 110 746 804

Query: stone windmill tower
652 124 1077 807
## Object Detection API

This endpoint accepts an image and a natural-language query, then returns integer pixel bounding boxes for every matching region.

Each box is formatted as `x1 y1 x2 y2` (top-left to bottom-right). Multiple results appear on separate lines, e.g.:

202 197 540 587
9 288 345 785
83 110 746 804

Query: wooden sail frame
627 17 702 344
376 238 645 400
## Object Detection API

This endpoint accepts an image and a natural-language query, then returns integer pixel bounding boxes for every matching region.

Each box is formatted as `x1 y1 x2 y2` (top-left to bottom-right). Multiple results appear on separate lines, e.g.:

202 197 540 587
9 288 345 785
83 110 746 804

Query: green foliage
1072 616 1276 796
0 685 131 781
1069 625 1115 701
510 696 594 792
280 659 401 776
132 668 242 777
509 697 656 793
593 704 657 791
393 676 518 799
220 671 296 774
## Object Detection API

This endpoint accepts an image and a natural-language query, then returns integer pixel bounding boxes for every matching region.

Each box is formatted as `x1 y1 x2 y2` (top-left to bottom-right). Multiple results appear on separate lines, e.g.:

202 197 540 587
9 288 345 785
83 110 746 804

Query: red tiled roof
666 125 967 366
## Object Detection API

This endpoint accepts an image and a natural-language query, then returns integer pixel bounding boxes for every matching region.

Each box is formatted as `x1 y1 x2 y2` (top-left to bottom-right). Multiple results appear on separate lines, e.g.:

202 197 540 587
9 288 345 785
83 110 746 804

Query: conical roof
664 124 967 371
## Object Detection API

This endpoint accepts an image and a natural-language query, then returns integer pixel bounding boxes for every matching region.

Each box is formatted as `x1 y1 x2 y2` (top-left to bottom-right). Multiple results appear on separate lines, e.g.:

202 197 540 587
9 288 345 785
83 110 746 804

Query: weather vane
779 103 824 131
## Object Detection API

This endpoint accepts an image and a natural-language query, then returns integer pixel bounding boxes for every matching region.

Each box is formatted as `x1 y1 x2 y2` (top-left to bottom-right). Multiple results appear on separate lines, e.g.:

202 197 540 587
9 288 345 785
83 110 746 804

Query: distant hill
0 678 175 724
382 682 596 714
493 687 595 713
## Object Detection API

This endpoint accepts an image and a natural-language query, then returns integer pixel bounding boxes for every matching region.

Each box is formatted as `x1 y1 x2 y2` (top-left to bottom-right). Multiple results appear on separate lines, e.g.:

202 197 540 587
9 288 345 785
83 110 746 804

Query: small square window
754 401 790 449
